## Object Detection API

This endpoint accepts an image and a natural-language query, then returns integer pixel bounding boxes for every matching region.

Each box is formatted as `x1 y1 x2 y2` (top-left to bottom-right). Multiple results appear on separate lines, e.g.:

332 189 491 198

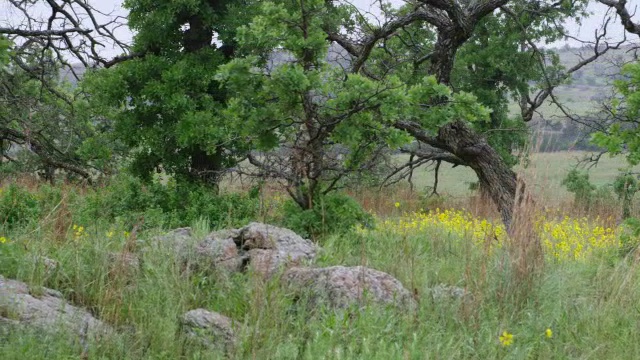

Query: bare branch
597 0 640 36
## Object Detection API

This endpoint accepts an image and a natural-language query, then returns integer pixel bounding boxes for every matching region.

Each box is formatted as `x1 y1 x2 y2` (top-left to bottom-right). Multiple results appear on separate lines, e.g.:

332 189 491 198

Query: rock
195 235 244 272
0 276 110 341
156 223 318 277
282 266 414 309
183 223 317 277
181 309 241 352
155 227 195 256
238 222 317 276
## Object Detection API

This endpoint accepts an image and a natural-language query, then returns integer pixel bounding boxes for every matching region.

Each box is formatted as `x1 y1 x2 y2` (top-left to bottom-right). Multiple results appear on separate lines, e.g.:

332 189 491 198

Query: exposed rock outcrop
181 308 241 352
282 266 414 309
158 223 318 277
0 276 110 341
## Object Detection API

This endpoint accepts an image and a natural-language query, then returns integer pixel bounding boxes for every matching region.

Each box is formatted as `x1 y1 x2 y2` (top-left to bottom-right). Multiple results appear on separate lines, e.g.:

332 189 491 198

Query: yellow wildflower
394 202 400 208
545 328 553 338
124 231 130 238
499 331 513 347
73 225 85 240
106 230 115 239
0 236 7 244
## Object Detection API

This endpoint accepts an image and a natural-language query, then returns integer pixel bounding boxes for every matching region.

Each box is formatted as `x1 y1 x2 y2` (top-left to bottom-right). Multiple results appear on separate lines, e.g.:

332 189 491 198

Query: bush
0 184 40 228
562 168 596 209
77 174 260 230
281 192 374 239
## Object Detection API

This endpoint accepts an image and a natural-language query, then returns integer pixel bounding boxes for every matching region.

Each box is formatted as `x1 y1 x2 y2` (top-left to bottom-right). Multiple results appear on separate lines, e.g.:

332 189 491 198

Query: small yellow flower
545 328 553 338
0 236 7 244
499 331 514 347
394 202 400 208
124 231 130 238
106 230 115 239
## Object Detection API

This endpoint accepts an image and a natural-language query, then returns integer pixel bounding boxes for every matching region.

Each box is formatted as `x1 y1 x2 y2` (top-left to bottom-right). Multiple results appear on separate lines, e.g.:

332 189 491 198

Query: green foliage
0 42 106 179
562 168 596 208
0 184 40 228
84 0 260 186
613 172 639 219
79 174 260 229
620 217 640 257
593 63 640 166
281 192 373 239
0 36 10 66
218 0 489 210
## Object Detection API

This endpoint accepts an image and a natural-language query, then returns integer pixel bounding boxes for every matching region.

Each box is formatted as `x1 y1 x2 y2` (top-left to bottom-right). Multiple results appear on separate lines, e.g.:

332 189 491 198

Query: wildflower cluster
537 216 618 260
360 209 507 246
358 209 619 261
499 331 514 346
72 224 86 240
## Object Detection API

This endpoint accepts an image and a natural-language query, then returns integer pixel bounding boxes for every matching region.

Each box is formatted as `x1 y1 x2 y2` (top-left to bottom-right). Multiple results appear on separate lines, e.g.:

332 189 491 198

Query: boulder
155 227 195 257
238 223 317 276
282 266 415 309
195 230 245 272
163 223 318 277
181 308 241 352
0 276 110 341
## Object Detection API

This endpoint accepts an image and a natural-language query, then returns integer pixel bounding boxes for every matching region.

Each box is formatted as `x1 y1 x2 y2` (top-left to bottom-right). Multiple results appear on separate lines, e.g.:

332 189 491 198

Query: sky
1 0 638 59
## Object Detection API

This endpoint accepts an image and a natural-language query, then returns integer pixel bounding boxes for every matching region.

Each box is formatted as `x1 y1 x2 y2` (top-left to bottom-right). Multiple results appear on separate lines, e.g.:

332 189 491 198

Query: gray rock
282 266 415 309
181 308 241 352
238 222 317 276
156 223 318 277
183 223 318 277
155 227 195 256
196 235 244 272
0 276 110 341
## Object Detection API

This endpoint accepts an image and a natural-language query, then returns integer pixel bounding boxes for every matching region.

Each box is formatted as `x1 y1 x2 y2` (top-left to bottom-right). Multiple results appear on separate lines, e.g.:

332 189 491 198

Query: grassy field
1 185 640 359
1 153 640 359
402 151 636 204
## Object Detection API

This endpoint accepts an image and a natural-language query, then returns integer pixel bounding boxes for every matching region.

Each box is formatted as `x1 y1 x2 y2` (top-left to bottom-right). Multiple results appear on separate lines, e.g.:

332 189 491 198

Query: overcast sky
1 0 638 58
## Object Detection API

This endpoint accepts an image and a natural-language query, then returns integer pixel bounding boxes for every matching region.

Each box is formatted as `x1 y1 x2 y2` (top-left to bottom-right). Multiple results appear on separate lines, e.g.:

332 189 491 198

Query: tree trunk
188 147 224 189
429 30 467 85
436 120 518 230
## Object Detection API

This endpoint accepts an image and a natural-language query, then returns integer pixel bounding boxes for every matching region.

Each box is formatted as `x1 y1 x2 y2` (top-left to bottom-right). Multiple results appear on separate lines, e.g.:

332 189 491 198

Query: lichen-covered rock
195 235 244 272
0 276 110 341
157 223 318 277
181 308 241 351
238 222 317 276
282 266 414 309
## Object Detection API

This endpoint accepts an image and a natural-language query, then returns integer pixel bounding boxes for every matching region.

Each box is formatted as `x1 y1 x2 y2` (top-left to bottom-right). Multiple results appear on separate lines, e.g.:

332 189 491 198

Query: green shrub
0 184 40 228
281 192 373 239
562 168 601 210
613 173 639 219
77 174 260 230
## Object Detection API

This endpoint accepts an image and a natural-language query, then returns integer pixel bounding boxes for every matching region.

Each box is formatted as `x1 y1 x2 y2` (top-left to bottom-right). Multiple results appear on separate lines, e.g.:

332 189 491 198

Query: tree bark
436 120 518 229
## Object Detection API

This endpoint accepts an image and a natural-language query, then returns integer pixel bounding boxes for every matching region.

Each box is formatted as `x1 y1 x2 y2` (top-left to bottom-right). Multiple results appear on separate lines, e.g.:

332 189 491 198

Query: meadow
1 151 640 359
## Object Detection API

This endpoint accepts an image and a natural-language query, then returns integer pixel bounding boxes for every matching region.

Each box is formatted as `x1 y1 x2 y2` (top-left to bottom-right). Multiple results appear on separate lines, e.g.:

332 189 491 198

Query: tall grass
1 177 640 359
